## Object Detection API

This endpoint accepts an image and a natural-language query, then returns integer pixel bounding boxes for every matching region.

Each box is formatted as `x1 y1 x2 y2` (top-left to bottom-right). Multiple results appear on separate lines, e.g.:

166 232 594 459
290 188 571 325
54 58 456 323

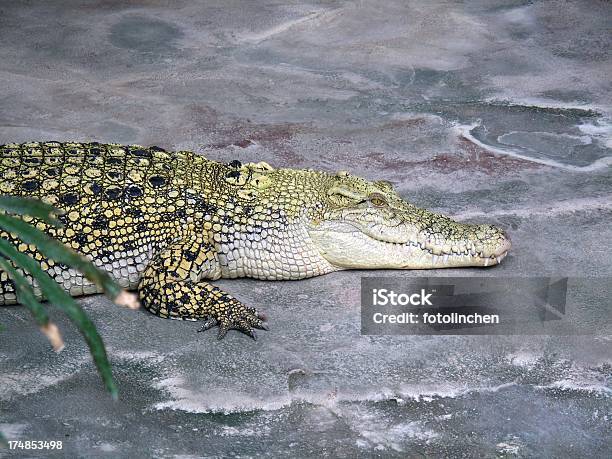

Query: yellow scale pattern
0 141 340 338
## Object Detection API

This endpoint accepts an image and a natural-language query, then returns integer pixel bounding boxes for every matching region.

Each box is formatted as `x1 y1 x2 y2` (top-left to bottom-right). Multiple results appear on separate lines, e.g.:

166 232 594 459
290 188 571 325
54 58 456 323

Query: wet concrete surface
0 1 611 457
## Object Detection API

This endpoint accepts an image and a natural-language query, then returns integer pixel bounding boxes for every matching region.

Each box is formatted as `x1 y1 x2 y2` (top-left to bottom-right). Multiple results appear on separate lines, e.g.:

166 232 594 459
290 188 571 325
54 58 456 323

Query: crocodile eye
369 194 386 207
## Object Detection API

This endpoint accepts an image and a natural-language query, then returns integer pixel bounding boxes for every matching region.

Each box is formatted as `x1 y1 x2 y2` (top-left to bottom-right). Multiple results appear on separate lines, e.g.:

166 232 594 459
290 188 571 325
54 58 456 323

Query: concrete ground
0 1 610 457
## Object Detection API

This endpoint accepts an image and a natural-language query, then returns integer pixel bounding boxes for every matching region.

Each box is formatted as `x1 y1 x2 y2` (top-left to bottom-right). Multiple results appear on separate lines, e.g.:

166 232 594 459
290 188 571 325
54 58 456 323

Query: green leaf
0 196 63 227
0 213 121 299
0 239 118 399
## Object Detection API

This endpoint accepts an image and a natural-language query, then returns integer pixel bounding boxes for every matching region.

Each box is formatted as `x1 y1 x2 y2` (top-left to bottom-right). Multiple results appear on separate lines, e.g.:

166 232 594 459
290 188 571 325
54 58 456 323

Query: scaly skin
0 141 510 338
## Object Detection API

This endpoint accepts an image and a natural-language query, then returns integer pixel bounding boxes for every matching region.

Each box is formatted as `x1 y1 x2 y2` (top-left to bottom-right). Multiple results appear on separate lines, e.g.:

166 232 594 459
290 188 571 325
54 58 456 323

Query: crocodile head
306 171 511 269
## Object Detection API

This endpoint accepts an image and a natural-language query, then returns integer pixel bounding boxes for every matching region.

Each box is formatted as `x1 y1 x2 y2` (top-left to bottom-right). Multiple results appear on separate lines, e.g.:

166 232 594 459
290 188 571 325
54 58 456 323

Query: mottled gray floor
1 1 611 458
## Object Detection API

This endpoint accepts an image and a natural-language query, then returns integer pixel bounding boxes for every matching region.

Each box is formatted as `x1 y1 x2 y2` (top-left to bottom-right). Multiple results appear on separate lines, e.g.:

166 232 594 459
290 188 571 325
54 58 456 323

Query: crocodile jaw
308 221 511 269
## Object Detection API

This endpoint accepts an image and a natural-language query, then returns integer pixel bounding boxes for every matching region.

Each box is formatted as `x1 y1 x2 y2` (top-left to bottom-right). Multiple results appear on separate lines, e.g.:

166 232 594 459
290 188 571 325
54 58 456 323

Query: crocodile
0 141 511 339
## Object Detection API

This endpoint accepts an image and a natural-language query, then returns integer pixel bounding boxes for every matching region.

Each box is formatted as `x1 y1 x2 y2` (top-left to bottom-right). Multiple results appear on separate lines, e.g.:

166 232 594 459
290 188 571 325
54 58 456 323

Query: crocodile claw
217 323 230 340
197 317 218 332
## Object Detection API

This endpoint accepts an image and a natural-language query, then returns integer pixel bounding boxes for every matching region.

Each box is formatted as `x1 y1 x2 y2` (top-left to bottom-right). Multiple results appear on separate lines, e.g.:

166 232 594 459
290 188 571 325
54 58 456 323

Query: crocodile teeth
495 251 508 264
484 258 490 267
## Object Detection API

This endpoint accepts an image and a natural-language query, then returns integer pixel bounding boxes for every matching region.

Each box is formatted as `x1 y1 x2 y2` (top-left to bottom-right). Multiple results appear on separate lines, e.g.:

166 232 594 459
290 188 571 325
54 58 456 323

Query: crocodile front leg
137 233 267 339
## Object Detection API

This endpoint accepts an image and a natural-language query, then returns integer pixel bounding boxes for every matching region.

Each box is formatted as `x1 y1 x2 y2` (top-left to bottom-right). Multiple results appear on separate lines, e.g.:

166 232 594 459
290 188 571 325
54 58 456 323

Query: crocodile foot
197 304 268 340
